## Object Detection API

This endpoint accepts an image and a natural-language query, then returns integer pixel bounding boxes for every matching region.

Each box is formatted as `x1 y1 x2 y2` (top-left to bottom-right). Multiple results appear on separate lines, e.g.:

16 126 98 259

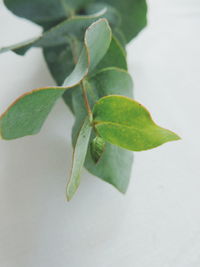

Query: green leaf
4 0 93 26
85 3 121 29
0 10 107 55
43 46 74 85
66 116 92 201
45 35 126 112
72 68 133 142
97 0 147 42
0 37 39 56
90 136 105 163
93 95 180 151
35 10 108 49
43 43 78 113
85 138 133 193
88 67 133 98
0 88 65 140
43 40 82 86
95 36 127 71
0 19 111 140
62 18 111 86
71 68 134 192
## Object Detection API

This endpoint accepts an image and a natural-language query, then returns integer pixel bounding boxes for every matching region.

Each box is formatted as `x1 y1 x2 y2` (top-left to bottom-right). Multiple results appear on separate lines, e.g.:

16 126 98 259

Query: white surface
0 0 200 266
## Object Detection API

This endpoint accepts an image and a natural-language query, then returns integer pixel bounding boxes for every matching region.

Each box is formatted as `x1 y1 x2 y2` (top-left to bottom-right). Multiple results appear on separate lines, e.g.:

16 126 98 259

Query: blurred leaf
97 0 147 42
85 2 121 29
89 67 133 98
43 44 76 86
0 37 39 55
4 0 93 26
93 95 180 151
95 36 127 71
43 43 77 113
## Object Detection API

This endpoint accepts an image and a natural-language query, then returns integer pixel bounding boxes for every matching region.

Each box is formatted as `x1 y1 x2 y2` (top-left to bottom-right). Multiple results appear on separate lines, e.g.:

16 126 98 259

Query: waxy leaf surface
93 95 180 151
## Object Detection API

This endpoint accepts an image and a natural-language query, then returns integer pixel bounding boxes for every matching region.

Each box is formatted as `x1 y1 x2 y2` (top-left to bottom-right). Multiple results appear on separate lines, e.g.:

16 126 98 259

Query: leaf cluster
0 0 180 200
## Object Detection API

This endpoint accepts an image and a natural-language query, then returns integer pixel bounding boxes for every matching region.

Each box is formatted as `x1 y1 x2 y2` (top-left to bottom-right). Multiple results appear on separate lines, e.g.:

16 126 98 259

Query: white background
0 0 200 266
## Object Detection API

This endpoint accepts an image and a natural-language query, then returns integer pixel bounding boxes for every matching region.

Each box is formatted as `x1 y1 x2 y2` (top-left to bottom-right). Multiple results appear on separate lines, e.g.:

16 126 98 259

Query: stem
81 81 93 121
69 37 93 122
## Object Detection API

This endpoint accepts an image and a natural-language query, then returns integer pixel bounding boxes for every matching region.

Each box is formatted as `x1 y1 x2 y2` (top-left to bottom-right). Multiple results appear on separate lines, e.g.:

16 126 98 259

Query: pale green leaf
66 116 92 201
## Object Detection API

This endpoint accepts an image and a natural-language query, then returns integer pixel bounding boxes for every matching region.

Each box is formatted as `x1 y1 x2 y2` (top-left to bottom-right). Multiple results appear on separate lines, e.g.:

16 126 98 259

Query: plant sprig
0 0 180 200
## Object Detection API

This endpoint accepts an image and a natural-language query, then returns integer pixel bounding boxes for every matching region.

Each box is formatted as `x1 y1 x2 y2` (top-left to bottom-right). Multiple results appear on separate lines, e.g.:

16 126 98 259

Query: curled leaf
66 116 92 201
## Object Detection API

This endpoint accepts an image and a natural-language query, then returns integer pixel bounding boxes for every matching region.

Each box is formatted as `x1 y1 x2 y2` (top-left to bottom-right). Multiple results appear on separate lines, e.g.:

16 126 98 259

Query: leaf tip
66 183 76 202
164 128 181 142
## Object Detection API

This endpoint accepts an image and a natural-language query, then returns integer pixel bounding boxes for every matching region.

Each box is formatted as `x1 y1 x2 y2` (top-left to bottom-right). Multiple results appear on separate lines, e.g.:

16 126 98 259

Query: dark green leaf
88 67 133 98
85 2 121 29
35 10 108 48
66 116 92 201
95 36 127 71
97 0 147 42
93 95 180 151
43 43 78 113
4 0 93 26
43 44 76 86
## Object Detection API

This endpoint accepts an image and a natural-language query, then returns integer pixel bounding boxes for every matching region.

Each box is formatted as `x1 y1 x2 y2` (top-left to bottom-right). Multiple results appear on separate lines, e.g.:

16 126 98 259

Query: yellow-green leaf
93 95 180 151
